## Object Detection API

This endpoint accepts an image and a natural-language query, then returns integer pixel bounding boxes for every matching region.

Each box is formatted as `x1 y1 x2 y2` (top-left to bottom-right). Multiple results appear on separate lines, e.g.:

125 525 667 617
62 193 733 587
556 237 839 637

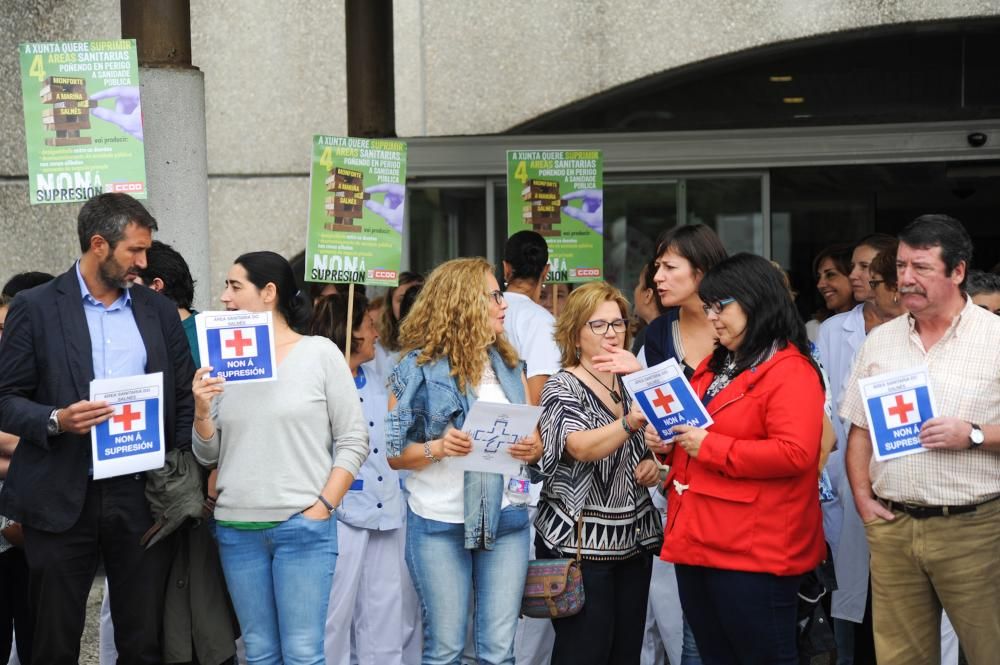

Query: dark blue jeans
675 564 802 665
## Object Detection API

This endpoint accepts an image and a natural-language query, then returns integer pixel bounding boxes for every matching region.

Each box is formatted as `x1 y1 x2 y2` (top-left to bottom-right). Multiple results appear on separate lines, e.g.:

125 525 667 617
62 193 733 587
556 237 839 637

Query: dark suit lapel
55 267 94 399
132 287 165 373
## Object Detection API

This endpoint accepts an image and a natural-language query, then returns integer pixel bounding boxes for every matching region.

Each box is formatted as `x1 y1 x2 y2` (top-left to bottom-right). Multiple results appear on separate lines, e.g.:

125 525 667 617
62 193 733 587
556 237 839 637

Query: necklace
579 362 621 404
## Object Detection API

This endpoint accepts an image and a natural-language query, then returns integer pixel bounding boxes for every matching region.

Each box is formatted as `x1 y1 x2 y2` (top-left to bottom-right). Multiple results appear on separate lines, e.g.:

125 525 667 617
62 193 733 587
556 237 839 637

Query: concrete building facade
3 1 999 306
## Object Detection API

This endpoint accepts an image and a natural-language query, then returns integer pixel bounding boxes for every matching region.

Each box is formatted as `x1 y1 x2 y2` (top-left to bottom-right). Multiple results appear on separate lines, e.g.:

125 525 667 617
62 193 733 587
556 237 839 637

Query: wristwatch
969 423 985 448
47 409 62 436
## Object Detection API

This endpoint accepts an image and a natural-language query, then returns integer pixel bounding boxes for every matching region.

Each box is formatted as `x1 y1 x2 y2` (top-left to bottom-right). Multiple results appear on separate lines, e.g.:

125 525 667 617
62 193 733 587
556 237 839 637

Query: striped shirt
840 297 1000 506
535 371 662 561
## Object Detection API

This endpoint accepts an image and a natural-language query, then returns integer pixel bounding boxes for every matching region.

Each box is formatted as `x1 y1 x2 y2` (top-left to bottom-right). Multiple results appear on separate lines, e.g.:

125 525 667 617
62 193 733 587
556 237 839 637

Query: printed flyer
622 358 714 443
506 150 603 283
19 39 147 205
859 365 937 461
305 135 407 287
195 311 278 384
90 372 165 479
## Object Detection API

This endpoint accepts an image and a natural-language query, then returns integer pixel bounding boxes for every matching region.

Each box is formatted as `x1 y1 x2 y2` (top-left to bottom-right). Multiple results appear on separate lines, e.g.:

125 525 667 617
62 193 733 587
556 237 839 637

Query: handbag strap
575 513 583 563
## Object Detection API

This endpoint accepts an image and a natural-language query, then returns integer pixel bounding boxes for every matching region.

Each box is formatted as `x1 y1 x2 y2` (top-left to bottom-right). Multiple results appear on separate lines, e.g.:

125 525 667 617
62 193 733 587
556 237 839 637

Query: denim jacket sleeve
385 351 463 457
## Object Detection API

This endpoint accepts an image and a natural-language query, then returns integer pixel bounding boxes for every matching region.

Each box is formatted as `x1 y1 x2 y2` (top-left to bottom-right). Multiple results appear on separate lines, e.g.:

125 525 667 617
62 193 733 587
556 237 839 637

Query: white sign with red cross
219 327 258 359
108 401 146 436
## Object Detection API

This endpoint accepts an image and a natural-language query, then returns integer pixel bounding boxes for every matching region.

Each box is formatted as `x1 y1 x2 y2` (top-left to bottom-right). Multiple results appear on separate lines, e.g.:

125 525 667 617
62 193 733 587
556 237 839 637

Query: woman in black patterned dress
535 281 664 665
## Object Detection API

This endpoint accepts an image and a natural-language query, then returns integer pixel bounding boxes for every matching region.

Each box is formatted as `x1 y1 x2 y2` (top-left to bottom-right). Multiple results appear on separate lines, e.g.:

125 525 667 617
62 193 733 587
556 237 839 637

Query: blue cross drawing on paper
472 417 520 455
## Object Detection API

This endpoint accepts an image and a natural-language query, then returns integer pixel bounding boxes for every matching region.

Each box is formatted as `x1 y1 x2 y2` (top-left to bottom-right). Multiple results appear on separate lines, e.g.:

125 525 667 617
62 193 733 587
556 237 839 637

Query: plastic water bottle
505 466 531 505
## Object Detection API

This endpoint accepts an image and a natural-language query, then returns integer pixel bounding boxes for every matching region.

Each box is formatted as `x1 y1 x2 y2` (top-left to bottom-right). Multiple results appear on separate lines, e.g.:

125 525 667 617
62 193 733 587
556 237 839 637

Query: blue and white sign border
621 358 713 443
859 365 938 462
195 310 278 384
89 371 165 479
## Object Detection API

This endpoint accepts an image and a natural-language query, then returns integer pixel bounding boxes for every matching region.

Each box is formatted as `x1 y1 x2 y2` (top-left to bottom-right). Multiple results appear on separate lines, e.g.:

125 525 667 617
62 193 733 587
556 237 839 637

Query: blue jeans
680 614 703 665
216 513 338 665
406 505 529 665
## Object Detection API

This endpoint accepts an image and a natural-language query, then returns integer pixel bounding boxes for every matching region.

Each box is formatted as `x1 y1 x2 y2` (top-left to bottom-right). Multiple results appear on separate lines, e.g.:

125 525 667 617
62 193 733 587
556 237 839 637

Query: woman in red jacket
651 253 826 665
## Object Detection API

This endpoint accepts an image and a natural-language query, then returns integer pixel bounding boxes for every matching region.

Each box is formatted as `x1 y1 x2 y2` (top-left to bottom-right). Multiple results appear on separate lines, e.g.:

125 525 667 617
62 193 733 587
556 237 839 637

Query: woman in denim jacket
386 257 542 665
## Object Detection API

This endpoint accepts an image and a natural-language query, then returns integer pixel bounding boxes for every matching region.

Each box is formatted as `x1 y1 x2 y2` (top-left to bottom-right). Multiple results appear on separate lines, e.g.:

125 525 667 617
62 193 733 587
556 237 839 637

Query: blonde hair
398 257 518 392
553 281 632 367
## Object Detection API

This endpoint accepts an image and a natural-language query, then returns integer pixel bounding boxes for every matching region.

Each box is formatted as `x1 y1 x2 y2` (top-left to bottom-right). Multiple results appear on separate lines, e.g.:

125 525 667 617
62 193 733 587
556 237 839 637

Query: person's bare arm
845 424 894 523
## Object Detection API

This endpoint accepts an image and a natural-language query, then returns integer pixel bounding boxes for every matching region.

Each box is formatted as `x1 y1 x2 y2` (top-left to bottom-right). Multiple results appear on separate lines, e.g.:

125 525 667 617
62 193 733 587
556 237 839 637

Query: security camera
967 132 988 148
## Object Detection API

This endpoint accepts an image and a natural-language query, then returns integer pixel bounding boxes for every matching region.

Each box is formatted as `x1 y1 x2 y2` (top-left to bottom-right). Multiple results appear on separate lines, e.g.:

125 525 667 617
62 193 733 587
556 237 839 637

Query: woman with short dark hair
658 253 826 665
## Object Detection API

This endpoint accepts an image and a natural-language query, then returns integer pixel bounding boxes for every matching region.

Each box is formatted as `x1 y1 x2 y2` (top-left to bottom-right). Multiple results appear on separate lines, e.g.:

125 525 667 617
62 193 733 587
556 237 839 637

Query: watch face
971 426 985 445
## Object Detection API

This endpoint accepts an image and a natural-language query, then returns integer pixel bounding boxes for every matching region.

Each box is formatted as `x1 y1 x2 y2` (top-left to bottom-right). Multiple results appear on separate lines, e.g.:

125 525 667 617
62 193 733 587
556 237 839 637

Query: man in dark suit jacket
0 193 196 665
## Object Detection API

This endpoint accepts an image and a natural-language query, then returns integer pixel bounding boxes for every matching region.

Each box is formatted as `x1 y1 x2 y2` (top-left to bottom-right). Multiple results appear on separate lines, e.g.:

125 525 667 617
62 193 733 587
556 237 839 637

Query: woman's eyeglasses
702 297 736 316
868 279 885 290
485 290 505 305
586 318 628 335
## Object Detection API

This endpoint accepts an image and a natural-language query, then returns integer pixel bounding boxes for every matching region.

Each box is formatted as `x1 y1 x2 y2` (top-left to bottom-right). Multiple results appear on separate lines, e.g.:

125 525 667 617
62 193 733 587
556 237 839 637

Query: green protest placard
305 136 407 287
19 40 147 205
506 150 603 283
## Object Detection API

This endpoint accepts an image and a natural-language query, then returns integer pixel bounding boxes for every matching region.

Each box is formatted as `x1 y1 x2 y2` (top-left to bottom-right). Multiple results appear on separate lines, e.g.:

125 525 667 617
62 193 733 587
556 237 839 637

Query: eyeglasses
485 290 505 305
868 279 884 290
586 318 628 335
702 297 736 316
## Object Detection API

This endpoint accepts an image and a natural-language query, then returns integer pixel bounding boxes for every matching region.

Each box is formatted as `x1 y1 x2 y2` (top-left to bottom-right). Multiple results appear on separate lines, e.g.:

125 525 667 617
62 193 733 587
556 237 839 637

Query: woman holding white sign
385 257 542 665
660 253 826 665
534 281 664 665
191 251 369 665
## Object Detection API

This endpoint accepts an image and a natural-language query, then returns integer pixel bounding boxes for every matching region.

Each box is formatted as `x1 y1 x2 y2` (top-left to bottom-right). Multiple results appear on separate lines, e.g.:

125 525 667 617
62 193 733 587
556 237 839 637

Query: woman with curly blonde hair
387 257 543 665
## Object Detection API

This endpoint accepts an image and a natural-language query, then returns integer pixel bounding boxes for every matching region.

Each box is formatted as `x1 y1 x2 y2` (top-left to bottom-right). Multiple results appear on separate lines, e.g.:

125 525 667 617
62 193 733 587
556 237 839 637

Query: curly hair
553 281 632 368
398 258 518 393
379 271 424 352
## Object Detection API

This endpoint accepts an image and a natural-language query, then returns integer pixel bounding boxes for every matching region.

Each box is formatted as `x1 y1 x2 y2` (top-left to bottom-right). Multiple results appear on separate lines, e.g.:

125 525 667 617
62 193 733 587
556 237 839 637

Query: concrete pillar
121 0 212 310
138 68 212 311
346 0 396 137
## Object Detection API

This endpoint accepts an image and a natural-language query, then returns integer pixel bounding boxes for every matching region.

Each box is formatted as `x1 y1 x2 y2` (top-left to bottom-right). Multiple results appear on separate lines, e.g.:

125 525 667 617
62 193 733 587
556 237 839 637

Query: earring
893 295 899 304
575 347 581 360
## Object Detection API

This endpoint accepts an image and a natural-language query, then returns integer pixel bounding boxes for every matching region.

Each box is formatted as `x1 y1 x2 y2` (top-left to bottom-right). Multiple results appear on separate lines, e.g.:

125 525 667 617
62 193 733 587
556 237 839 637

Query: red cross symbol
113 404 142 431
225 330 254 356
652 388 676 414
887 394 915 424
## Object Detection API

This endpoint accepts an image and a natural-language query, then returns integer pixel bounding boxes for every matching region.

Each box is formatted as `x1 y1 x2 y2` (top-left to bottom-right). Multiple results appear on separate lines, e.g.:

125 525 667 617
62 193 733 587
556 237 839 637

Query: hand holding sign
919 417 976 450
671 424 709 458
192 366 225 419
508 429 543 464
58 399 113 435
643 422 674 457
440 427 473 458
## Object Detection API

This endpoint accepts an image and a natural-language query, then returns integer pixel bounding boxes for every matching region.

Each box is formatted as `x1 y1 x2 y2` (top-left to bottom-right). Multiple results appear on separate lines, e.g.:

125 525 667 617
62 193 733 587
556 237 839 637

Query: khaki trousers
865 496 1000 665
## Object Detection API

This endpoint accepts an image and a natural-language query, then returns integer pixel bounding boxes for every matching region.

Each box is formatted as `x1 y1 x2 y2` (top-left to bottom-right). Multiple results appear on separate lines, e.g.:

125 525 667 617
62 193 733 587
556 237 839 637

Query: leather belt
877 495 1000 520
